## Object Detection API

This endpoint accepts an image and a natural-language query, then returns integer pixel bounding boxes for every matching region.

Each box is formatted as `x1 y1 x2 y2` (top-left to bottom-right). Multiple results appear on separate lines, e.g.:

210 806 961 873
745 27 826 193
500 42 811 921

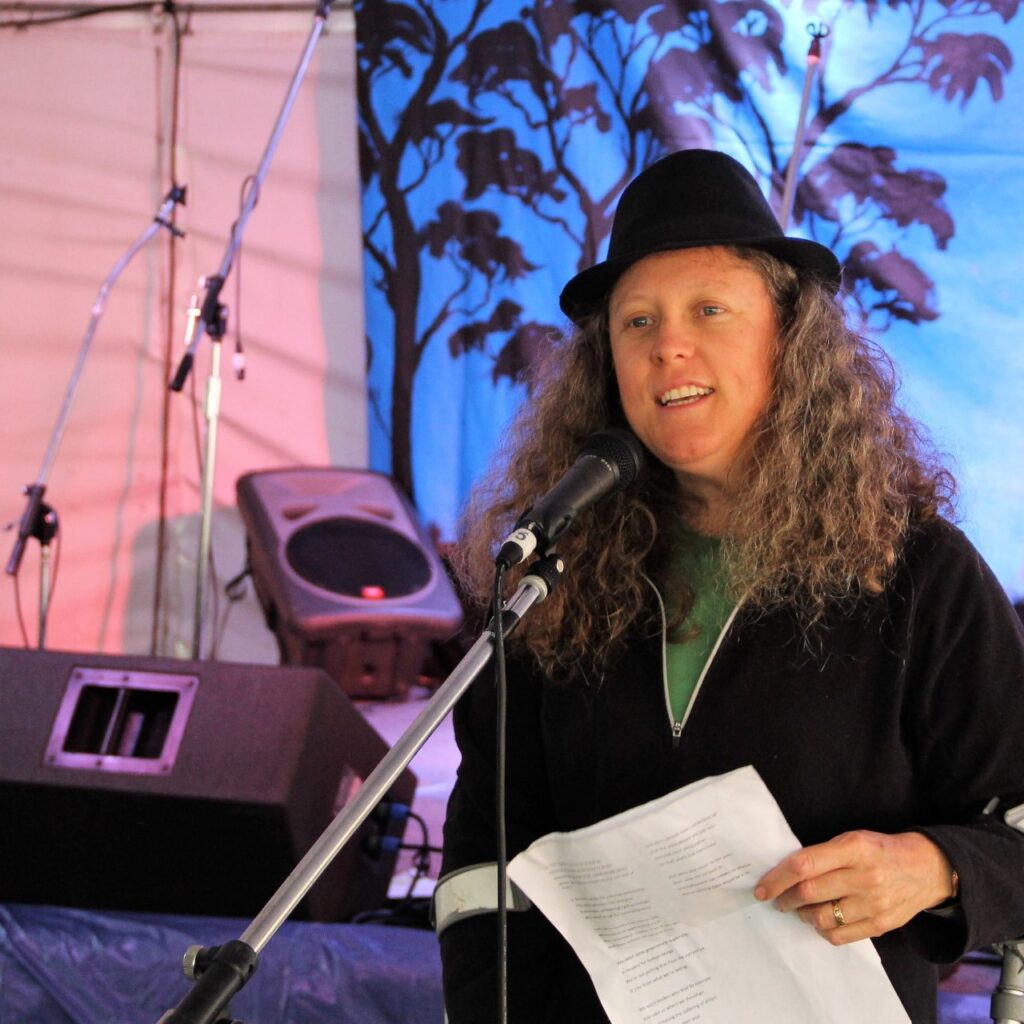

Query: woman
439 149 1024 1023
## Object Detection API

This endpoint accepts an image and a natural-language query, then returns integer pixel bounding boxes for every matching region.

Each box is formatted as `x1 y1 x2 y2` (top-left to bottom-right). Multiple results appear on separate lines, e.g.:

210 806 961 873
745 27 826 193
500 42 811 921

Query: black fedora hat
559 149 841 323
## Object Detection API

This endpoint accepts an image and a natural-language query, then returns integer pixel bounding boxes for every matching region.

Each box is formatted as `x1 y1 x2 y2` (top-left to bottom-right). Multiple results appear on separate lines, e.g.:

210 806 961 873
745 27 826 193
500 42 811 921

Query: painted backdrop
354 0 1024 601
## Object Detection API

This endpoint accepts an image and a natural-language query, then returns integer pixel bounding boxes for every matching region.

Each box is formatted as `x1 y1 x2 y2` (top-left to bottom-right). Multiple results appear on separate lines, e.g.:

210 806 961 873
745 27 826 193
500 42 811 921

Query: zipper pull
671 720 683 747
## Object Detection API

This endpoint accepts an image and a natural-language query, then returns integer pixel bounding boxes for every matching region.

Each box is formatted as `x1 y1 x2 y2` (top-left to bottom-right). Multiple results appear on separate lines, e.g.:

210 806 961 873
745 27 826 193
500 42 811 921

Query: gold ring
831 899 846 927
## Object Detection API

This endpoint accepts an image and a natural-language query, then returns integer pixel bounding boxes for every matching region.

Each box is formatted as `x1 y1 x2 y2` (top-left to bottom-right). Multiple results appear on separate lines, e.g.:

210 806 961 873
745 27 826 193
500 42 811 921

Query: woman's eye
699 305 724 317
627 315 653 329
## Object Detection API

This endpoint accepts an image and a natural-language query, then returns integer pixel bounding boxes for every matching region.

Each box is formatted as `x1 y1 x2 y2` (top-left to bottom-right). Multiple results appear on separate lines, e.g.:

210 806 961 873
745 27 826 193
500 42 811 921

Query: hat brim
559 235 842 324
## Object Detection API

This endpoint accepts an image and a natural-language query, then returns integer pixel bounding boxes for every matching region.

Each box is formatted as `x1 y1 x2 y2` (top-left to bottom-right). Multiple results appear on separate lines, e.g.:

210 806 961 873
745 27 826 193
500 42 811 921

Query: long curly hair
453 246 954 682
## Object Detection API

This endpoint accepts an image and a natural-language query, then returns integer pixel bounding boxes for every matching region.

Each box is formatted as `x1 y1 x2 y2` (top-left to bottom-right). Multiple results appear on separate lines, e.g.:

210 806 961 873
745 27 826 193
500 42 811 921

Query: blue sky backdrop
356 0 1024 599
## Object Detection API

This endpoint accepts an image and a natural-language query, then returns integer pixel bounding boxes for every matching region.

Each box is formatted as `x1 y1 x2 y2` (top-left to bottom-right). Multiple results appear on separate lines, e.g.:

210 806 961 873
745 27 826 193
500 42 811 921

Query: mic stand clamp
155 554 565 1024
154 941 257 1024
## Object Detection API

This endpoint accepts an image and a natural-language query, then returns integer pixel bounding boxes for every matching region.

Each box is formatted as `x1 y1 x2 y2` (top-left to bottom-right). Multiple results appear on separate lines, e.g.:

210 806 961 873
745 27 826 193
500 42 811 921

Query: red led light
361 585 386 600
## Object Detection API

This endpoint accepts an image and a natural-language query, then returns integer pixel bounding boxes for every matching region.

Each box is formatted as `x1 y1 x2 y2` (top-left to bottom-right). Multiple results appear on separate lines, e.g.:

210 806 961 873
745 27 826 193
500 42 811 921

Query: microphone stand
155 555 565 1024
167 0 336 660
991 942 1024 1023
5 185 186 645
778 23 829 230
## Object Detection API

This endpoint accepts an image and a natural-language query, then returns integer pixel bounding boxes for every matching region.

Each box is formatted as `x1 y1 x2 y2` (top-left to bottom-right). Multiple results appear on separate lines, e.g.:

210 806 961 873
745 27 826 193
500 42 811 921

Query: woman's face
608 246 778 494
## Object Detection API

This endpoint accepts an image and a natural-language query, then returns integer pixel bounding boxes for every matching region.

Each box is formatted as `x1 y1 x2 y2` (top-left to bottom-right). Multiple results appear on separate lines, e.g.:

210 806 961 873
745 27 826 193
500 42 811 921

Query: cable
48 517 62 615
0 2 351 31
194 169 259 659
9 517 60 648
232 174 259 383
213 564 249 654
1 1 151 28
493 565 509 1024
151 5 186 656
350 806 438 928
12 569 31 648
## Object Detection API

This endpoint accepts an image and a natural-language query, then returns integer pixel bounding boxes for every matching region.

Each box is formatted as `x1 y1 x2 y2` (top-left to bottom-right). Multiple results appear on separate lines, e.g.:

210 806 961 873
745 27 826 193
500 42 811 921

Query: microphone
495 429 644 570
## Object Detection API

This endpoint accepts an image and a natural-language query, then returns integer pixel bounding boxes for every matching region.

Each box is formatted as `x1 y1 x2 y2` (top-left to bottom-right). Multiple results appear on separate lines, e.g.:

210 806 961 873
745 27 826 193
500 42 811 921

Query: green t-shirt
665 532 735 724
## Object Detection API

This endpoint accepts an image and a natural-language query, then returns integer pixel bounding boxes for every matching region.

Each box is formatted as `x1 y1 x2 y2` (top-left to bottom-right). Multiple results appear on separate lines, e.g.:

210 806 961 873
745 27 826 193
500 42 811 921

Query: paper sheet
507 765 911 1024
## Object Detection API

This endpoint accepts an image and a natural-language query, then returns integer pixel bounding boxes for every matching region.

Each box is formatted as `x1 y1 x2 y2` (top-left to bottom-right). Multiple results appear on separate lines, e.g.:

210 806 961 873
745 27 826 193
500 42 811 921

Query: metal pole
168 0 337 658
778 24 829 231
191 341 223 659
992 943 1024 1023
155 558 563 1023
4 187 185 646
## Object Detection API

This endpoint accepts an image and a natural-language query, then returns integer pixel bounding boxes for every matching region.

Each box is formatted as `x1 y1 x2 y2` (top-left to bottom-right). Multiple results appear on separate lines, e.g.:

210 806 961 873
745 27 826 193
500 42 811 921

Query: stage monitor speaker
0 646 416 922
237 467 464 699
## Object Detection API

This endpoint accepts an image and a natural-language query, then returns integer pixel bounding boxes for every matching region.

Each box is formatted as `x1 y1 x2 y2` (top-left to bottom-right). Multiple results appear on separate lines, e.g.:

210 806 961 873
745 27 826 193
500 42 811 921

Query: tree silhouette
357 0 556 500
354 0 1019 508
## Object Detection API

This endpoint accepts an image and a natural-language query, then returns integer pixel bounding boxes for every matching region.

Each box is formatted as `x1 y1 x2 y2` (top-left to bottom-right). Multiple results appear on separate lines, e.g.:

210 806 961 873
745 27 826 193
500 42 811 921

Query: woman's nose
651 321 696 363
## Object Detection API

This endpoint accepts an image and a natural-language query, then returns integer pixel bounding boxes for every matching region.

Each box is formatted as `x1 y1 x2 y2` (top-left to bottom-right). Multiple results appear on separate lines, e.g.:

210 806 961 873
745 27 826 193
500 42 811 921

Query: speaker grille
285 518 432 599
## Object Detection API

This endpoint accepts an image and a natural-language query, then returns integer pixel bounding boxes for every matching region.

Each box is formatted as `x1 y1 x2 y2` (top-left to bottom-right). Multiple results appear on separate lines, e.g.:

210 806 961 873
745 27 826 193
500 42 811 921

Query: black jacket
440 519 1024 1023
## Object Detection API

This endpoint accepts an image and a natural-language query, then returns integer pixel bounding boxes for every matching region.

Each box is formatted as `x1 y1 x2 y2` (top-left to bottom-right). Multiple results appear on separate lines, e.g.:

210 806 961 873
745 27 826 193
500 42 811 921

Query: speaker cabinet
237 468 464 698
0 646 416 922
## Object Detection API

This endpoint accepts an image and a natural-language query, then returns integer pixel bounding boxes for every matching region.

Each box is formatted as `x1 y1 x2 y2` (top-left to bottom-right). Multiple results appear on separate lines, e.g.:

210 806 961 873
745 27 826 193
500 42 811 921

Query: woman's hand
754 830 956 945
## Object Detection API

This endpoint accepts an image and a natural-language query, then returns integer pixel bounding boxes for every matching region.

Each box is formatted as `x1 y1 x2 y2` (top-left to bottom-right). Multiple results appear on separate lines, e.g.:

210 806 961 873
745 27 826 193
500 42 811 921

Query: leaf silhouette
421 200 539 280
571 0 651 25
797 143 954 249
844 241 939 324
631 103 714 151
357 1 434 74
532 0 577 40
703 1 787 91
456 129 567 203
448 299 525 356
492 322 561 385
409 100 492 144
644 47 727 105
450 20 552 101
937 0 1020 22
642 4 785 106
561 84 613 132
916 32 1013 106
867 0 915 18
794 0 914 20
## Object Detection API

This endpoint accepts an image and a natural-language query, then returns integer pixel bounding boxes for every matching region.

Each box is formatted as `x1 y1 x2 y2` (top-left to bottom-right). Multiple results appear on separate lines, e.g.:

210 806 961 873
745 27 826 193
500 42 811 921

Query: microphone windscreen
580 429 644 489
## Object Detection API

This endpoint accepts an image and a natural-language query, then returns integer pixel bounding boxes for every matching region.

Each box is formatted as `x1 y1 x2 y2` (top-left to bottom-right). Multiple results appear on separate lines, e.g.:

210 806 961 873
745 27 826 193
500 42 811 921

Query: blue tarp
0 904 443 1024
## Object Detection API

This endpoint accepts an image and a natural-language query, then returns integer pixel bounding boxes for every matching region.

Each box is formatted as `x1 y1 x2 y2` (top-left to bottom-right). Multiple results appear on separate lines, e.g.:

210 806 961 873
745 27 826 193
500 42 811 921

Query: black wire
407 808 429 842
12 568 30 648
397 808 432 901
213 567 247 654
232 174 258 382
0 1 151 28
200 177 257 660
493 566 509 1024
152 5 186 656
206 529 220 658
48 518 62 616
0 2 349 30
10 514 60 648
395 843 443 854
349 807 437 925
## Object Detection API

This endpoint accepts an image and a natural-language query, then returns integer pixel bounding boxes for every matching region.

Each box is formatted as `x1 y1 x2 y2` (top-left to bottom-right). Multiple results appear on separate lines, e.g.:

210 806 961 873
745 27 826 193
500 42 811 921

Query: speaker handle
155 555 564 1023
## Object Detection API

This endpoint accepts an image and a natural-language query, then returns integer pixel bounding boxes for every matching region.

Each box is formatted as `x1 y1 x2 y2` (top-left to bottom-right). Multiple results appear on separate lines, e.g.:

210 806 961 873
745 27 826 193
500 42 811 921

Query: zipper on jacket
643 574 742 748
